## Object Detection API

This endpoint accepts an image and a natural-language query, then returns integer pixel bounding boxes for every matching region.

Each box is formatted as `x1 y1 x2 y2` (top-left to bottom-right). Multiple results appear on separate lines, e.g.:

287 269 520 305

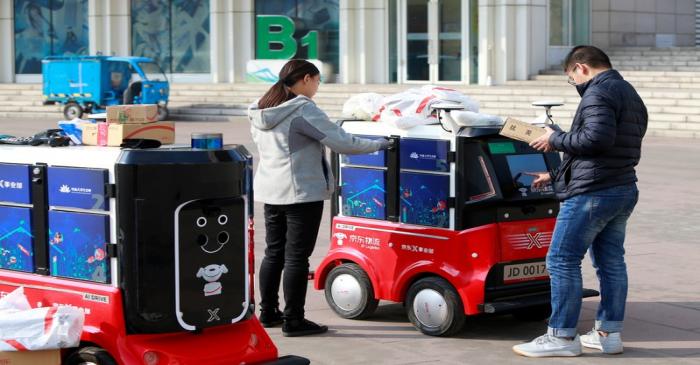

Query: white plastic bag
0 287 84 351
342 93 384 120
371 86 480 129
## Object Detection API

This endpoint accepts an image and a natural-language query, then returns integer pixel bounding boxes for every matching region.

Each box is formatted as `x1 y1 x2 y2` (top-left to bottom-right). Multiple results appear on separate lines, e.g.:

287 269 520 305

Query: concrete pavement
1 117 698 364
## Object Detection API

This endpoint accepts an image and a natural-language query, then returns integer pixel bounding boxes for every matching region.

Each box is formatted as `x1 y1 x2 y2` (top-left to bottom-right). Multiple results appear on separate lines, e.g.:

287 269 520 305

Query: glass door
400 0 463 83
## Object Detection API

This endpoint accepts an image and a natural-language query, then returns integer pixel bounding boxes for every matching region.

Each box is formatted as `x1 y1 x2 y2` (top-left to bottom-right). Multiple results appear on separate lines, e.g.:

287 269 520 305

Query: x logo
207 308 220 322
526 233 543 249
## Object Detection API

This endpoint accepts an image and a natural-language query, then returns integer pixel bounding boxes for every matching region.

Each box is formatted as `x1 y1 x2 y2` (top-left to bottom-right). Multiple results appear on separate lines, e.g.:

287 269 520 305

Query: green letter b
256 15 297 59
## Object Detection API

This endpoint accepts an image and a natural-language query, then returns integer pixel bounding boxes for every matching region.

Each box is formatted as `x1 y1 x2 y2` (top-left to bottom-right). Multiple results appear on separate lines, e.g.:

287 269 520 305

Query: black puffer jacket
549 69 647 200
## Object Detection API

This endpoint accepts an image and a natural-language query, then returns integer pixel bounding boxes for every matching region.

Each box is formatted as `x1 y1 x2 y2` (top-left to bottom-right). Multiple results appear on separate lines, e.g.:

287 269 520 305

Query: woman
249 60 390 337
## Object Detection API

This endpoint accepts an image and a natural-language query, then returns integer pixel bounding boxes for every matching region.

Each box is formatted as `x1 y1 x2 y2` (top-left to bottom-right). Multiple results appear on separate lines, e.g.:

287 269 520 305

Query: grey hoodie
249 95 386 205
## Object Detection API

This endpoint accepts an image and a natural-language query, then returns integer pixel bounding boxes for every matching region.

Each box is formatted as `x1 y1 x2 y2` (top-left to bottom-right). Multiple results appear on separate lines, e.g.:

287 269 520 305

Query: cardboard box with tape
81 122 111 146
106 104 158 124
82 122 175 146
81 123 100 146
499 117 546 143
107 122 175 146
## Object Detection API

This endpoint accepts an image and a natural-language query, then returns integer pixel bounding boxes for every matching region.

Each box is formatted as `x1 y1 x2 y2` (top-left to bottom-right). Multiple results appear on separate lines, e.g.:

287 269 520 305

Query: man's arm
549 92 617 155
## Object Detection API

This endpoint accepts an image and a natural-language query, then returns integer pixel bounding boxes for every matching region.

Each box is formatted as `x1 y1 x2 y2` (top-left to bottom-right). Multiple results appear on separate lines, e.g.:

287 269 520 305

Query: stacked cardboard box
82 105 175 146
0 350 61 365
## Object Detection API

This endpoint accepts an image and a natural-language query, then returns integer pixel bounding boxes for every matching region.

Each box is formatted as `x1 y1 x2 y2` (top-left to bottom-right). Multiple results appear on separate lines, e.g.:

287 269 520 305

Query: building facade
0 0 697 85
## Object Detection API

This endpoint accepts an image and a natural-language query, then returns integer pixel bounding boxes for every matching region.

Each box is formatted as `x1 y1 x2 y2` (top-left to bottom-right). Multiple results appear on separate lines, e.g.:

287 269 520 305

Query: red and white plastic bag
0 287 84 351
372 86 480 129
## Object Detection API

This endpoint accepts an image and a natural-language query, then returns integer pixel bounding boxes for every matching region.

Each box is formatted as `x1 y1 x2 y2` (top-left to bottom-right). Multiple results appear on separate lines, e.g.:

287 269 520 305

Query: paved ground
2 117 699 364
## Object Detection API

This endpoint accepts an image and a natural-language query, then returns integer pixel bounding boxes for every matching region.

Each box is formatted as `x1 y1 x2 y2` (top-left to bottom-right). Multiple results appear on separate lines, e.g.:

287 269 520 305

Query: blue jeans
547 183 639 338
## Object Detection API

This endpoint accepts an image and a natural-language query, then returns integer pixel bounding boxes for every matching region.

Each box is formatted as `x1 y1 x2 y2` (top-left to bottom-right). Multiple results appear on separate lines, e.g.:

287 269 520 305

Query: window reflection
14 0 89 74
131 0 211 73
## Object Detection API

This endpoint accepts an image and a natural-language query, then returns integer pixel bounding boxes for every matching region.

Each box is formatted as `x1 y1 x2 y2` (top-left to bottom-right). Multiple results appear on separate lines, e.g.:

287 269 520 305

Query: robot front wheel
64 346 117 365
324 263 379 320
406 277 467 337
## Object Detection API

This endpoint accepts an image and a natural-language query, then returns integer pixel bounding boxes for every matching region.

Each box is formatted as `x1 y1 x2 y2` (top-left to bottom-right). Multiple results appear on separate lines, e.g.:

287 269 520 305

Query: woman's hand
379 138 395 150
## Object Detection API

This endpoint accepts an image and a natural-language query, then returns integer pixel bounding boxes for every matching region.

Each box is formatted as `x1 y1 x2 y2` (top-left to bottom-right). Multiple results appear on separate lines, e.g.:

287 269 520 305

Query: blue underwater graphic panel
399 172 450 228
400 138 449 172
0 163 31 204
341 167 386 219
48 210 110 283
0 206 33 272
48 167 109 211
341 136 387 167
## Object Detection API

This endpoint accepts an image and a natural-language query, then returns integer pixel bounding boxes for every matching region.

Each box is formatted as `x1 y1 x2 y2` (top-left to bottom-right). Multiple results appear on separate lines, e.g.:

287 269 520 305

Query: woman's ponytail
257 59 320 109
258 79 291 109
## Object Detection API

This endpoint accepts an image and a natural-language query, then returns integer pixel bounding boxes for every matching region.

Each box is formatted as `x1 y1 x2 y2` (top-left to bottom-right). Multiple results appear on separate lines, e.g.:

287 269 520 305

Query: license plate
503 261 549 283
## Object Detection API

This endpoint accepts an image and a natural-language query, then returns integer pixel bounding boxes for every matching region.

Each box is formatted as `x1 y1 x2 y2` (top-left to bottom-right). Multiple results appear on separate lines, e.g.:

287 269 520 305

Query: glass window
469 0 478 84
406 0 429 81
549 0 589 46
131 0 211 74
438 0 461 82
571 0 590 45
549 0 569 46
14 0 89 74
138 62 168 82
255 0 340 82
388 0 397 83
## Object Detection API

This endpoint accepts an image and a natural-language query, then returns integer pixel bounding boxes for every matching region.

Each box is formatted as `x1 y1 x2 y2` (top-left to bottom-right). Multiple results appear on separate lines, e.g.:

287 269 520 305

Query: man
512 45 647 357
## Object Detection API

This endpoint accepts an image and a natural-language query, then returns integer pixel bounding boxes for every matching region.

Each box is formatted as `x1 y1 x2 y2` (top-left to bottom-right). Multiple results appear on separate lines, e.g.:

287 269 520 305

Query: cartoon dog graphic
196 264 228 296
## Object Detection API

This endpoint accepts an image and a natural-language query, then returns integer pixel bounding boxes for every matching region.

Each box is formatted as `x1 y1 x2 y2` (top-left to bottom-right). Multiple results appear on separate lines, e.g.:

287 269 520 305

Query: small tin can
191 133 223 149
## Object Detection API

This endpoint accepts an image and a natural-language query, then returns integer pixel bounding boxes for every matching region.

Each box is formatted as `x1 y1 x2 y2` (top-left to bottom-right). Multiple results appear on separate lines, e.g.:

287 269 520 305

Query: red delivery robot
314 118 597 336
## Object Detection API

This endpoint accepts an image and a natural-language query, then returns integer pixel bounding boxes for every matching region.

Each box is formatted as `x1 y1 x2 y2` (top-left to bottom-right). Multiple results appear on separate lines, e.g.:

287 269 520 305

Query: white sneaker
581 329 624 354
512 334 582 357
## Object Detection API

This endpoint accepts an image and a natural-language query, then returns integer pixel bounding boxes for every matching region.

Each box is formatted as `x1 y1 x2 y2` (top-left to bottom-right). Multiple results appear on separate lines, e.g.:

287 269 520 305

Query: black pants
259 201 324 321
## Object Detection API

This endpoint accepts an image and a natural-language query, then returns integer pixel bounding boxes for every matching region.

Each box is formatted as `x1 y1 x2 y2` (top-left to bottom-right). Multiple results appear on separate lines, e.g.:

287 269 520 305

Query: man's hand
524 172 552 189
529 126 556 152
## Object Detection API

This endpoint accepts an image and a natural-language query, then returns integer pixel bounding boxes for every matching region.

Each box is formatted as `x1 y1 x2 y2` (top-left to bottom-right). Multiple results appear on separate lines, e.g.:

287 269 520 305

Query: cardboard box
106 104 158 124
98 122 109 146
81 122 109 146
499 117 546 143
107 122 175 146
81 123 98 145
0 350 61 365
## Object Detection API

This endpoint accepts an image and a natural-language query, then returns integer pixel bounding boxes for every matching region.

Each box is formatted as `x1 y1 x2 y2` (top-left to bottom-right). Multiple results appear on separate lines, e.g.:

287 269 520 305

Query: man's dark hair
563 45 612 72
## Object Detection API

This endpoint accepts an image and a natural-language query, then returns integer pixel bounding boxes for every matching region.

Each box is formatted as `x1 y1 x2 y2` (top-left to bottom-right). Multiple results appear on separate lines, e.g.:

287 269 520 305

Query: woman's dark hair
563 45 612 72
258 59 320 109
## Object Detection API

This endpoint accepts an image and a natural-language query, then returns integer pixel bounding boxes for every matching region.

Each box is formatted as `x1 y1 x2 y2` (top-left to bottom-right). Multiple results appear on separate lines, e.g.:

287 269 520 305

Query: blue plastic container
191 133 223 149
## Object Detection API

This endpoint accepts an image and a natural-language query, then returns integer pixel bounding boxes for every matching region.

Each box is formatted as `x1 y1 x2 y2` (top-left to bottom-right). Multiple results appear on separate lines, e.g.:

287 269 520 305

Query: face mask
575 80 591 97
